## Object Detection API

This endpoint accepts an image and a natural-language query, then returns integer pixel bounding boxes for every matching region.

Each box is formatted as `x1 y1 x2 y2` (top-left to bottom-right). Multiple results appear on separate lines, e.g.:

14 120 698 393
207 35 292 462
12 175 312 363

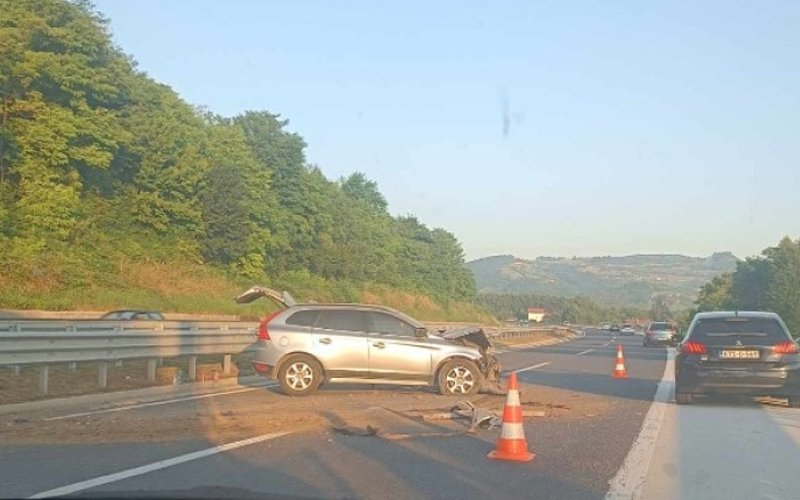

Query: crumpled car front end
436 327 505 394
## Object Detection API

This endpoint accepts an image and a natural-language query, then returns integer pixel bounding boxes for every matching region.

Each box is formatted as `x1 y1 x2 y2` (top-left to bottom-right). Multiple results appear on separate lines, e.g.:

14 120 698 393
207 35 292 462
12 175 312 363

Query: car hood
435 326 493 350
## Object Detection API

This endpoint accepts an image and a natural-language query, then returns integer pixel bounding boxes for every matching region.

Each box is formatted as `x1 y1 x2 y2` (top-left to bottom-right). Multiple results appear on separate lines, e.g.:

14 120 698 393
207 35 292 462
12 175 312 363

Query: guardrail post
68 362 77 372
223 354 232 376
11 365 20 375
98 362 108 388
187 356 197 381
39 365 49 394
147 359 157 383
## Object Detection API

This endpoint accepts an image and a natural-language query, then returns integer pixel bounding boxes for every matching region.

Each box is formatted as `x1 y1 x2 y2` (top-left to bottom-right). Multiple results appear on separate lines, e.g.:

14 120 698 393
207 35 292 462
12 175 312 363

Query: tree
0 0 128 243
649 294 673 321
730 257 772 310
340 172 388 214
695 273 734 312
0 0 481 312
763 237 800 333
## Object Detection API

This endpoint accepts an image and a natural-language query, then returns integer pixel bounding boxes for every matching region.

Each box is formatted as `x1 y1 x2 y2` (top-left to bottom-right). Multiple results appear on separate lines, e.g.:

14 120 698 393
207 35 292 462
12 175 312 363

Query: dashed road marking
515 362 551 373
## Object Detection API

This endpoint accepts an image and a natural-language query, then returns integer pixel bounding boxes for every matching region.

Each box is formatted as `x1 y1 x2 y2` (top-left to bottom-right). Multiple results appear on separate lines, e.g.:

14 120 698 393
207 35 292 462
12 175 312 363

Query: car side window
316 310 366 333
286 310 320 327
367 312 416 337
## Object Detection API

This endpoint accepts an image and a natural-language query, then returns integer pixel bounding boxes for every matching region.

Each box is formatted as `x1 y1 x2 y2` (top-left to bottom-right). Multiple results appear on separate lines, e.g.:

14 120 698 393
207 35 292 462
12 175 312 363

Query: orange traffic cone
613 344 628 378
487 372 535 462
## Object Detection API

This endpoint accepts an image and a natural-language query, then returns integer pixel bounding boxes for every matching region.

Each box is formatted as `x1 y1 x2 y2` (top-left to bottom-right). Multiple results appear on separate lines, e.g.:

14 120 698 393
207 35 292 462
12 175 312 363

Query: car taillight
681 341 707 354
646 330 653 336
773 341 799 354
258 310 282 340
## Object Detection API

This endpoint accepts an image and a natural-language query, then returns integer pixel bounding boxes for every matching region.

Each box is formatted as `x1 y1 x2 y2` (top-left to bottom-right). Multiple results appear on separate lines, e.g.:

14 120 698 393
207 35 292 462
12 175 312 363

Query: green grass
0 243 493 323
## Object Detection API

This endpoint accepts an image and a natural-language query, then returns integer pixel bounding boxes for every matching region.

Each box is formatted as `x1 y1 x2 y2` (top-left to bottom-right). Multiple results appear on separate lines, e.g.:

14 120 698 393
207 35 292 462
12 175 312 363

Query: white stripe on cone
506 389 521 407
500 422 526 439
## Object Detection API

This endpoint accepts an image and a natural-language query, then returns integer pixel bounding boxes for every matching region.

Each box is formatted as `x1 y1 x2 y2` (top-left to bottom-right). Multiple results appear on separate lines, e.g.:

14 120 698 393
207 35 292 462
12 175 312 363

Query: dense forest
0 0 484 320
683 236 800 335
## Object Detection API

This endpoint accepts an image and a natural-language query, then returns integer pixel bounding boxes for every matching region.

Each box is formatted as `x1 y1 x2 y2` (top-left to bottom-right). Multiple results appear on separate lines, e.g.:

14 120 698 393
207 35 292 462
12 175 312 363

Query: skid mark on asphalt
43 384 278 421
28 431 292 499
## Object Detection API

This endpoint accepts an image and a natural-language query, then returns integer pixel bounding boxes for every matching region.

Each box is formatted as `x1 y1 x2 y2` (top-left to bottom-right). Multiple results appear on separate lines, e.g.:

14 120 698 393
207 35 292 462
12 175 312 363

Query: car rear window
650 322 673 331
285 310 320 327
690 318 789 346
315 310 366 332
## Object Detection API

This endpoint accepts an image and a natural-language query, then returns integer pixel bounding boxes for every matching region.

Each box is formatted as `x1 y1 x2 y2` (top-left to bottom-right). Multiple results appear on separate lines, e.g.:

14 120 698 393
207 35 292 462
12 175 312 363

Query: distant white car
620 325 635 336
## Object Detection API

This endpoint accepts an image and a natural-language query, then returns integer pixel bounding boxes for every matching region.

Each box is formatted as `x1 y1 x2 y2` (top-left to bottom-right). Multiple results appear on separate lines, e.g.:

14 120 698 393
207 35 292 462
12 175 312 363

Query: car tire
438 359 482 396
278 354 323 397
788 397 800 409
675 391 693 405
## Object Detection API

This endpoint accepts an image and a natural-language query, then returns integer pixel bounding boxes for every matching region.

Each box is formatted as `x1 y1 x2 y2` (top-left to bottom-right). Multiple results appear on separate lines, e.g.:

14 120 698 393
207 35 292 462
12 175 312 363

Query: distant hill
466 252 739 309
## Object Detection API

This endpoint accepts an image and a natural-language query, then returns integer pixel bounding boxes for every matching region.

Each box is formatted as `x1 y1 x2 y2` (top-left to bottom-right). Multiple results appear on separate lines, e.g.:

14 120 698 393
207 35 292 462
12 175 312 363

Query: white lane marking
604 349 675 500
515 362 550 373
602 341 611 347
44 384 277 421
575 349 594 356
28 431 292 499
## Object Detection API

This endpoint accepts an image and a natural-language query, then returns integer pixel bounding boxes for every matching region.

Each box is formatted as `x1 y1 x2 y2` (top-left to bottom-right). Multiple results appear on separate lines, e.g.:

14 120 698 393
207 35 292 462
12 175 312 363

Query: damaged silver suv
236 286 502 396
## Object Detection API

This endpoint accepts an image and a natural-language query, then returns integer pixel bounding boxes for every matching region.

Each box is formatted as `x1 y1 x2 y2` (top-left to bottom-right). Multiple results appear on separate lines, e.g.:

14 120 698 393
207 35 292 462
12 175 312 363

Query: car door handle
319 338 332 345
373 342 386 349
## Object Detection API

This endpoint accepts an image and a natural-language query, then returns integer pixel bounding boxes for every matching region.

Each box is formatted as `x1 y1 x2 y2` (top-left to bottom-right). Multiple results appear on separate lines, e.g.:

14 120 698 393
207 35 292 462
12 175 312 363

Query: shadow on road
517 368 658 402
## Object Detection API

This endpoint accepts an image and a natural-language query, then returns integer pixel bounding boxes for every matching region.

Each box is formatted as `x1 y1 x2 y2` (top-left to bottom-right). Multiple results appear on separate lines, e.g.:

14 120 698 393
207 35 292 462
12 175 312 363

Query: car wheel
675 391 693 405
788 397 800 409
278 355 322 397
438 359 482 396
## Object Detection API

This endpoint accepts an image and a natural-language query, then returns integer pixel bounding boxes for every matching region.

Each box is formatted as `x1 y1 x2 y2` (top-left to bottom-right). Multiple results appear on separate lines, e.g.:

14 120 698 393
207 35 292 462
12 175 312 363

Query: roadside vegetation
478 293 648 325
0 0 491 323
681 236 800 335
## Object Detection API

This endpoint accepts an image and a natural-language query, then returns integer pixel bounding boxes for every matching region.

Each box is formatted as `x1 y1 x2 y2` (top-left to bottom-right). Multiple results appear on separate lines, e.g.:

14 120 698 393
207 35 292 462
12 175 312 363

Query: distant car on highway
610 324 620 332
601 323 611 331
100 310 165 321
235 285 502 397
674 311 800 406
643 321 677 347
620 324 635 336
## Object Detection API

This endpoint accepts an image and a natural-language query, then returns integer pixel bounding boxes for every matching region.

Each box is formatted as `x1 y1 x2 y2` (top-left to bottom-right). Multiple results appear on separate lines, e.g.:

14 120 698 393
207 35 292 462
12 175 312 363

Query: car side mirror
415 327 428 338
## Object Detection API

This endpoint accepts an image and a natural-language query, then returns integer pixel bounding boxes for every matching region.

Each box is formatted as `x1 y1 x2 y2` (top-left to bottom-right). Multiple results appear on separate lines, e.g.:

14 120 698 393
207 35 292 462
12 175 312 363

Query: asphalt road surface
2 329 800 500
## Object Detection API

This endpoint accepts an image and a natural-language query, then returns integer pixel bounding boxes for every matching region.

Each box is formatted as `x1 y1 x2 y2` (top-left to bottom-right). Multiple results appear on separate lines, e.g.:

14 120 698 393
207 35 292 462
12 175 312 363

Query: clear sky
93 0 800 261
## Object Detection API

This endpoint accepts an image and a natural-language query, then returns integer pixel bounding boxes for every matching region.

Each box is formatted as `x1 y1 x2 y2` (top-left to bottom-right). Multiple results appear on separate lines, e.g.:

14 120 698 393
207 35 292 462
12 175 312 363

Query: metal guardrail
490 326 573 339
0 320 259 365
0 320 260 394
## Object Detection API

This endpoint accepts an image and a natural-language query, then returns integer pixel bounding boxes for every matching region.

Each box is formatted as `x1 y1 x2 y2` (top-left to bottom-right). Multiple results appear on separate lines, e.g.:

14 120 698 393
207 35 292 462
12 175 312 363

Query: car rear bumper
676 364 800 396
645 336 676 345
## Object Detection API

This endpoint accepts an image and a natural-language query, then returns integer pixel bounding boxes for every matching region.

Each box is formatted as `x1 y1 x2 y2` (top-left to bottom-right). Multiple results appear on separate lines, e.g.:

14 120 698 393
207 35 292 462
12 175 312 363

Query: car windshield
2 1 799 499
